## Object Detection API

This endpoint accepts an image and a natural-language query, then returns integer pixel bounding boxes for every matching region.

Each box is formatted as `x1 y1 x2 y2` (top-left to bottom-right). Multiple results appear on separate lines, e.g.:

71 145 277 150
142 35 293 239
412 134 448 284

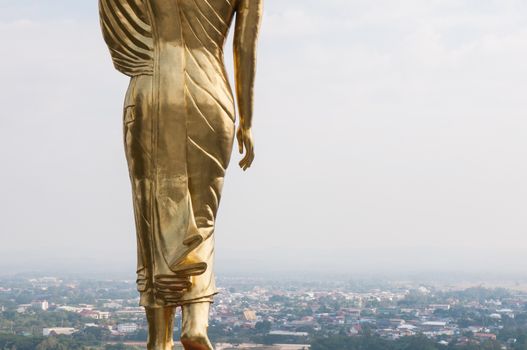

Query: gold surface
99 0 263 348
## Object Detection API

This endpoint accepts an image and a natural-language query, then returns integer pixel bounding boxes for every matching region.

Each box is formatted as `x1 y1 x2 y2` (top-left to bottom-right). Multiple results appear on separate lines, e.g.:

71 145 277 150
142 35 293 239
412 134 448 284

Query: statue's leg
180 302 213 350
146 307 175 350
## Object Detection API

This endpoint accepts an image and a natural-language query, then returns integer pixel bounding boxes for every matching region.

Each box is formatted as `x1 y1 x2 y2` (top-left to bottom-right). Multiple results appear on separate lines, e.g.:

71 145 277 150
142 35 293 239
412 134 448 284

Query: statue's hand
237 126 254 171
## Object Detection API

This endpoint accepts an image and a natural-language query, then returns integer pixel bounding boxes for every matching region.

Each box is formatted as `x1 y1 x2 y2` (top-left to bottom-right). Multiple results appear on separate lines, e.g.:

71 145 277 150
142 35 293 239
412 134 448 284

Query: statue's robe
99 0 237 307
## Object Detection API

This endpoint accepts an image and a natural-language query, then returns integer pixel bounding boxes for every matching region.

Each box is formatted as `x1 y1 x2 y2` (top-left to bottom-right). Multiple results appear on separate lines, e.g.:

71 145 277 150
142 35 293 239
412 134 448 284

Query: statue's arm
234 0 263 170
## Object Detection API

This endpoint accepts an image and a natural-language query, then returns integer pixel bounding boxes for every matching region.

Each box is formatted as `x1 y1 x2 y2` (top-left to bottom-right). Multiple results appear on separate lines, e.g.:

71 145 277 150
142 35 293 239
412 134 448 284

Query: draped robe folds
99 0 237 307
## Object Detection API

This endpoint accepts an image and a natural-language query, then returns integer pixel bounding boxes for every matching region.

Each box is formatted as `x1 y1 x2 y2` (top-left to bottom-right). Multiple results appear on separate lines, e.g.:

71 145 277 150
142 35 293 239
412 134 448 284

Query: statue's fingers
243 154 252 170
246 155 254 170
239 154 249 170
241 146 254 170
240 155 248 166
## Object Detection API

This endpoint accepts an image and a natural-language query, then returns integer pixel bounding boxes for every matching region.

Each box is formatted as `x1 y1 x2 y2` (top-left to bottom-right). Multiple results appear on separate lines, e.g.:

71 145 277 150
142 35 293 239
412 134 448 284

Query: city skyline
2 274 527 349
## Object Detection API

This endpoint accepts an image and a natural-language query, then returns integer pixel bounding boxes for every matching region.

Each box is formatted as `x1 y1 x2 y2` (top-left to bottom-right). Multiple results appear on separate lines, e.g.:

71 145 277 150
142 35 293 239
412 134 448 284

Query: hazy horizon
1 0 527 277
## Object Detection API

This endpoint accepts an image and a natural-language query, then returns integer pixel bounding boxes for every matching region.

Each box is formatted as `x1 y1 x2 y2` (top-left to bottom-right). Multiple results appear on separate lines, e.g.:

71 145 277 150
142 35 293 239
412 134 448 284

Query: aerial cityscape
1 275 527 349
2 0 527 349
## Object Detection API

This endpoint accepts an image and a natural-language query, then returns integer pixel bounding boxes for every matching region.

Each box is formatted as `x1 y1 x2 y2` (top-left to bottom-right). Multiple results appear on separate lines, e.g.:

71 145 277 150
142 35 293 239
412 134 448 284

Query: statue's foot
145 307 175 350
180 333 213 350
148 342 174 350
180 302 213 350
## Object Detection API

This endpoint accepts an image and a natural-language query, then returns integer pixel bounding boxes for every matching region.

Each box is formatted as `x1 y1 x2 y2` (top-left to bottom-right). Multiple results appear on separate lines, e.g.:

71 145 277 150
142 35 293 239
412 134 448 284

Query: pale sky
1 0 527 277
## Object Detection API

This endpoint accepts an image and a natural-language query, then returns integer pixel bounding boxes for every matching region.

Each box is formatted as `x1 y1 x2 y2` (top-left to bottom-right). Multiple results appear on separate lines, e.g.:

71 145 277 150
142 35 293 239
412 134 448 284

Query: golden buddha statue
99 0 263 348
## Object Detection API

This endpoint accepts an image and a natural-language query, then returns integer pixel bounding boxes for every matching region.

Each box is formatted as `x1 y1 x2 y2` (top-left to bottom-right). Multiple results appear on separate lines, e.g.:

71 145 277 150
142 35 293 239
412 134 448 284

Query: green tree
36 336 68 350
255 320 272 334
105 344 135 350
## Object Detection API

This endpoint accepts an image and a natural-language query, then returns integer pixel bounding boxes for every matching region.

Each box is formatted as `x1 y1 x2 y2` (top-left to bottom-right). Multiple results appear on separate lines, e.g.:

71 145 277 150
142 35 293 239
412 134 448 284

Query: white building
57 305 83 313
422 321 447 328
32 300 49 311
429 304 451 311
269 331 309 337
497 309 515 318
16 304 31 313
80 309 110 319
118 323 139 333
103 302 122 309
43 328 77 336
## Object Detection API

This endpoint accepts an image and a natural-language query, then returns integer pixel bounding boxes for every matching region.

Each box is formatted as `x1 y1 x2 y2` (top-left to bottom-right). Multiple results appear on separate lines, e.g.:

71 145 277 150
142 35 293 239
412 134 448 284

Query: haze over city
1 0 527 276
